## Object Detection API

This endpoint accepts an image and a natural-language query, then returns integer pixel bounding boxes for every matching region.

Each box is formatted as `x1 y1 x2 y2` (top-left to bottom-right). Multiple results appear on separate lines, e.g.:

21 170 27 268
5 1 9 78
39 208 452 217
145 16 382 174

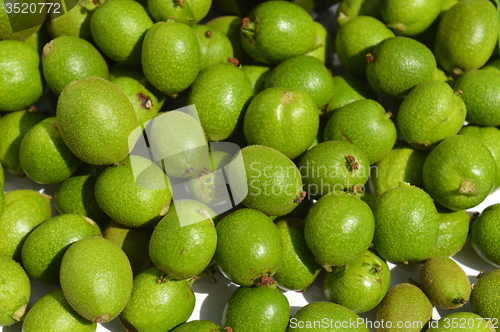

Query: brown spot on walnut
347 155 359 170
205 30 212 38
366 53 375 63
224 328 233 332
294 191 306 203
137 93 153 110
258 275 275 287
241 17 250 29
228 57 239 66
28 105 37 112
176 0 182 5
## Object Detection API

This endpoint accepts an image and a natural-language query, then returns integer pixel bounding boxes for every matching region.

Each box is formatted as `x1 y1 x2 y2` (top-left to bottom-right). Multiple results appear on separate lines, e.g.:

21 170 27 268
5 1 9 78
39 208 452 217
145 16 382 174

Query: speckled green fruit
215 209 283 286
22 214 102 285
0 165 3 187
433 67 454 87
274 219 321 291
422 135 496 210
244 88 319 159
305 22 333 65
298 141 370 196
265 56 334 109
420 257 470 309
227 145 303 216
335 16 395 77
471 204 500 267
373 183 439 263
471 270 500 323
187 62 253 142
57 77 138 165
0 255 30 326
336 0 381 26
171 320 224 331
435 0 499 75
380 0 443 36
22 289 97 332
323 249 390 313
142 20 200 97
0 185 4 219
483 59 500 74
205 16 251 63
104 220 152 276
376 283 433 332
60 236 133 323
366 36 437 96
305 193 374 270
120 267 195 332
0 41 44 111
428 205 470 258
42 36 108 96
148 0 210 25
454 70 500 127
324 99 396 164
192 25 233 70
46 0 97 40
241 64 271 94
326 75 376 118
109 64 146 84
398 81 466 150
460 126 500 189
0 190 51 261
0 0 45 41
428 312 496 332
113 77 165 126
19 117 83 184
222 286 289 332
288 301 369 331
240 1 316 64
91 0 153 65
0 109 46 175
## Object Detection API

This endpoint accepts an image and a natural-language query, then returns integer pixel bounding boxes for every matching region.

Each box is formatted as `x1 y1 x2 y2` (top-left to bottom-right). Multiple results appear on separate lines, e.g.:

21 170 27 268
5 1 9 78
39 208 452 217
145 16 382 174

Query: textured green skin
288 301 369 331
149 200 217 280
471 270 500 323
185 0 212 24
324 99 397 164
0 184 4 218
376 283 433 332
142 21 200 97
120 267 195 332
215 209 283 286
428 312 496 332
57 77 138 165
366 36 437 96
422 135 496 210
24 26 51 55
227 145 303 216
0 255 30 326
171 320 223 331
205 16 251 63
0 0 45 41
91 0 153 65
305 193 374 269
192 25 233 70
95 155 172 228
187 63 254 142
482 59 500 74
42 36 108 96
433 67 454 87
371 140 427 196
239 1 316 65
323 249 390 313
0 110 46 174
0 190 51 261
298 141 370 195
241 64 270 94
335 16 395 77
21 214 102 285
305 21 333 65
421 257 471 309
0 41 44 111
60 236 133 323
55 171 109 225
435 0 499 75
222 286 290 332
265 55 334 109
104 220 152 276
428 205 470 258
380 0 443 36
46 0 97 40
460 126 500 189
398 81 466 149
274 219 321 291
113 76 165 126
109 64 146 84
471 204 500 267
0 160 4 187
22 289 97 332
244 87 319 159
19 117 83 184
373 183 439 263
326 75 375 119
336 0 382 26
454 70 500 126
148 111 208 178
147 0 196 25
